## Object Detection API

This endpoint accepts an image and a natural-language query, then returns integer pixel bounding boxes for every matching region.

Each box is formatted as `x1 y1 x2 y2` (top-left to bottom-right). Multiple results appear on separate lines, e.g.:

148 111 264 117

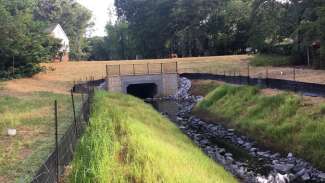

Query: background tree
35 0 93 60
0 0 61 79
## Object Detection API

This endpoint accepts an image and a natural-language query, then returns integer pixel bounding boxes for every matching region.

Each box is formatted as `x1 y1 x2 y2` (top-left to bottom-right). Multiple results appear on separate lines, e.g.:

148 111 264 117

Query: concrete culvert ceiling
127 83 158 99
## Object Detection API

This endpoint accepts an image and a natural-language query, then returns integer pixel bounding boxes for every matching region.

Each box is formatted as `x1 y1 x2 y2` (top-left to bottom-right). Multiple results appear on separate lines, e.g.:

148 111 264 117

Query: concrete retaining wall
107 74 178 97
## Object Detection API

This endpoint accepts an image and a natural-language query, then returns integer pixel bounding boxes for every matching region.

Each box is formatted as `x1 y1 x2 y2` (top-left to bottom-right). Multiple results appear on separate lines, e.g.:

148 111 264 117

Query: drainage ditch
98 77 325 183
146 78 325 183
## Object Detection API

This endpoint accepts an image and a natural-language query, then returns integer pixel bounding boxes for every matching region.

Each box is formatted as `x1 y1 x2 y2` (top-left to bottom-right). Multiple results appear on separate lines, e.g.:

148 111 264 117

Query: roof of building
44 23 60 33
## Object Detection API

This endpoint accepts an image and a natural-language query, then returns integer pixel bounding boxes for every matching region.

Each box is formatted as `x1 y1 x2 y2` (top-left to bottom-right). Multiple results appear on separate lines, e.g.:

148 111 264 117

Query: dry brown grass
2 54 324 96
0 55 250 96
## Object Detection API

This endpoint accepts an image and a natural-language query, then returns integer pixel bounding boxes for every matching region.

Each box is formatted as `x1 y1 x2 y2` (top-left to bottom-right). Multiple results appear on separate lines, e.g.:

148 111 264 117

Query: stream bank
148 77 325 183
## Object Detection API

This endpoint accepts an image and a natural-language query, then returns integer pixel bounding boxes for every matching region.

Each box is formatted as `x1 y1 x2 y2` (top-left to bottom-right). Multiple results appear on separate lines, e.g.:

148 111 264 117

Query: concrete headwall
107 74 178 97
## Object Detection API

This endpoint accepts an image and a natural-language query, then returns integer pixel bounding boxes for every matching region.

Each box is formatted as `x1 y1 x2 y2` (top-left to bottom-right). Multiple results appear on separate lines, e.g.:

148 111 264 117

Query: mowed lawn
69 91 237 183
0 92 82 182
0 55 248 182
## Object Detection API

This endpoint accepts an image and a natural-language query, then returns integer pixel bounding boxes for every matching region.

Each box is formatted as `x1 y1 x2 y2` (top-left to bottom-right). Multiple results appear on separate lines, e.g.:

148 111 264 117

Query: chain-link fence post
54 100 59 183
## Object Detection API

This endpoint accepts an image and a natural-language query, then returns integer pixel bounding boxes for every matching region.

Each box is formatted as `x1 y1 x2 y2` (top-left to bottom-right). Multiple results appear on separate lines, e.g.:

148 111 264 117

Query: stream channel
98 77 325 183
145 78 325 183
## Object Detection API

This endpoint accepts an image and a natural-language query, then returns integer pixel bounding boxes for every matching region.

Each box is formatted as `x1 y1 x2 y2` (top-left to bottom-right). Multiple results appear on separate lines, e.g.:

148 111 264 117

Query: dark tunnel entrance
126 83 158 99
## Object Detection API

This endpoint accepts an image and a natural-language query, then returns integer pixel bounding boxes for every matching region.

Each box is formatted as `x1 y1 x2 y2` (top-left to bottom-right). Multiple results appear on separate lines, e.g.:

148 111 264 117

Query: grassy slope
70 91 237 183
194 84 325 170
0 56 248 182
249 54 293 67
0 92 81 182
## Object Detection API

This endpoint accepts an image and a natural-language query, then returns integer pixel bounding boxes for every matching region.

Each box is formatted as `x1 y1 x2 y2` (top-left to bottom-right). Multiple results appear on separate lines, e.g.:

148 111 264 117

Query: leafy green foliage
70 91 237 183
110 0 325 68
35 0 93 60
85 21 136 60
0 0 92 79
0 0 62 79
112 0 252 59
195 84 325 170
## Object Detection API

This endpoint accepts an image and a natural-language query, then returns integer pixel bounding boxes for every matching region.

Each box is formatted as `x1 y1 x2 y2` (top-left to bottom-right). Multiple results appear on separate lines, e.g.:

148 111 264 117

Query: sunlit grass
195 84 325 170
70 91 237 183
0 92 81 182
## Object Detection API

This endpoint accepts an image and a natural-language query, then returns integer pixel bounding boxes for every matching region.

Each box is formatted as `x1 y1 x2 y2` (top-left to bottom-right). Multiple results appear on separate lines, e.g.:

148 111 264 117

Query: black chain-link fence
30 82 95 183
181 73 325 97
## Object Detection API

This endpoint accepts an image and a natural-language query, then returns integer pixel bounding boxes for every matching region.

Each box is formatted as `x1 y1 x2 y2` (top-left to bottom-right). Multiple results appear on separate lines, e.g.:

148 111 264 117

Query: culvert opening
127 83 158 99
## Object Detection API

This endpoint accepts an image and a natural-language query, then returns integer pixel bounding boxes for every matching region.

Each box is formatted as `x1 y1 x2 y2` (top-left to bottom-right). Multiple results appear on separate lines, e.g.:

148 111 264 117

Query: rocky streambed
148 77 325 183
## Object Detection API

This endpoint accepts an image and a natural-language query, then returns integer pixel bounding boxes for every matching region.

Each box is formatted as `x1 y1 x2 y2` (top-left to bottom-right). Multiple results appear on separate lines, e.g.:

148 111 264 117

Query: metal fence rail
106 62 178 76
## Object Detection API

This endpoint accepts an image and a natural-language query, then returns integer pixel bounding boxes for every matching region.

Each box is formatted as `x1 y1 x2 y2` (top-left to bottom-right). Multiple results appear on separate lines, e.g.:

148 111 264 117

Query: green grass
250 54 293 67
194 84 325 170
190 80 220 96
0 92 81 182
70 91 237 183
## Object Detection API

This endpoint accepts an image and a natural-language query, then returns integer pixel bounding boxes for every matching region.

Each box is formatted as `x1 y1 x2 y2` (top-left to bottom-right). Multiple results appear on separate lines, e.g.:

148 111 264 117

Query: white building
45 24 70 62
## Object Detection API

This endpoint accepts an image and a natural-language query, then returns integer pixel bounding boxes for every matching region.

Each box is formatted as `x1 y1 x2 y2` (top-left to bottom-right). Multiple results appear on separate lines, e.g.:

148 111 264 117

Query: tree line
87 0 324 68
0 0 91 79
1 0 324 79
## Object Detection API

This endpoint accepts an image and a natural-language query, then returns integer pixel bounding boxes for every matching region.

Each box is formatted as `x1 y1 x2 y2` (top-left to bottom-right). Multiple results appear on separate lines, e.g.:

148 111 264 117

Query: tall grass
195 84 325 170
70 91 237 183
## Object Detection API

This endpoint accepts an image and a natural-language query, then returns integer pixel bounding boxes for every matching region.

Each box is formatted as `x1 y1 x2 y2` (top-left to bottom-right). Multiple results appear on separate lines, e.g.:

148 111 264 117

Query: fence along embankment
30 84 94 183
180 73 325 97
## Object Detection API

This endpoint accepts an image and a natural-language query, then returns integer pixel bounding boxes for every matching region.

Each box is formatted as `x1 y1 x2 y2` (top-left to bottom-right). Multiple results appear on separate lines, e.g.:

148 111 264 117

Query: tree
0 0 61 79
85 37 110 61
85 21 136 61
35 0 93 60
115 0 176 58
248 0 289 52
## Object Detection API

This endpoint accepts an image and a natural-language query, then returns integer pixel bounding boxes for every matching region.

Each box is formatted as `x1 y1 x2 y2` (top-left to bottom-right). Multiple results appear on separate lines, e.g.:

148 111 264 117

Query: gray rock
250 148 257 152
318 173 325 179
295 168 306 177
301 173 311 181
225 153 232 157
275 173 290 183
237 139 244 145
257 151 265 156
226 156 234 162
218 148 225 154
243 142 252 149
273 164 295 173
270 153 280 159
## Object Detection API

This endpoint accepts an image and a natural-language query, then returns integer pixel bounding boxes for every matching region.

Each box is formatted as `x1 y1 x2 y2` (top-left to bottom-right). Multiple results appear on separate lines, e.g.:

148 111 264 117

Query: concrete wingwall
107 74 178 97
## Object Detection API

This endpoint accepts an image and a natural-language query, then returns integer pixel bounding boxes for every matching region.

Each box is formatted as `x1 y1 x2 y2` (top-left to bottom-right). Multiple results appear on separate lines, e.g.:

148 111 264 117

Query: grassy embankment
0 55 248 182
194 84 325 170
249 54 293 67
0 91 81 182
70 91 237 183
